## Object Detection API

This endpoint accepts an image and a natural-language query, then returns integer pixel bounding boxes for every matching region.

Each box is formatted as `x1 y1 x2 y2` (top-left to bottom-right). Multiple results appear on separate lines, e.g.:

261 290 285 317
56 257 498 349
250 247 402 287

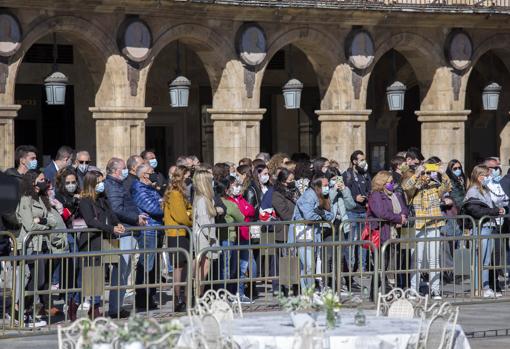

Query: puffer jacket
131 180 164 236
104 175 139 226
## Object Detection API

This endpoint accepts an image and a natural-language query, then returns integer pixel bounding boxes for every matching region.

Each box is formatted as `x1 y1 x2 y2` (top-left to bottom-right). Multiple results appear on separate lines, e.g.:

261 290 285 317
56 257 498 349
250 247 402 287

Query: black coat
244 181 262 217
78 196 119 251
461 198 500 220
55 190 80 228
342 168 371 213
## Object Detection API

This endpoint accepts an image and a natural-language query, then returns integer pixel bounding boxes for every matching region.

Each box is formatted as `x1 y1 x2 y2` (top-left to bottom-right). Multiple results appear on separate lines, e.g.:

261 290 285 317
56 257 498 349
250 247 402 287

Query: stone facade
1 1 510 171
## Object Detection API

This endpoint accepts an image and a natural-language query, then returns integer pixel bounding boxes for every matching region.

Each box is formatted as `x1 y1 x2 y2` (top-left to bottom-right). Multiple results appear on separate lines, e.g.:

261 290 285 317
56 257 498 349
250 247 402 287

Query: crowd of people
1 144 509 327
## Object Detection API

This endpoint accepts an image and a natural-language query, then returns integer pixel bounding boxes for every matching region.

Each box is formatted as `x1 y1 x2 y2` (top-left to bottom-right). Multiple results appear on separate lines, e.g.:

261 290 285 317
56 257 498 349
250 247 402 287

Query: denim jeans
220 240 232 281
411 227 441 293
346 211 367 272
474 226 495 290
109 235 137 313
134 233 157 307
232 240 257 297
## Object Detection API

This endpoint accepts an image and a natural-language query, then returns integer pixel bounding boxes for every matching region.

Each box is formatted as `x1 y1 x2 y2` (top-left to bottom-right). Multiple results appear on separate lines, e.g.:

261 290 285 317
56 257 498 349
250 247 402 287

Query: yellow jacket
163 190 192 237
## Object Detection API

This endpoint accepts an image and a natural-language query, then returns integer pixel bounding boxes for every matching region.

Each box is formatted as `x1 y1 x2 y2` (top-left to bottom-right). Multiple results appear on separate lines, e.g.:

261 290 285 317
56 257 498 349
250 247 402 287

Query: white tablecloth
222 311 471 349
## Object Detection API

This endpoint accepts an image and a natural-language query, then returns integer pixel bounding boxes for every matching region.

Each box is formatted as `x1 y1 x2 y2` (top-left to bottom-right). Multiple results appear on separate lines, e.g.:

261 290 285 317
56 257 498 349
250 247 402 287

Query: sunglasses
65 181 77 185
78 160 91 164
452 166 461 170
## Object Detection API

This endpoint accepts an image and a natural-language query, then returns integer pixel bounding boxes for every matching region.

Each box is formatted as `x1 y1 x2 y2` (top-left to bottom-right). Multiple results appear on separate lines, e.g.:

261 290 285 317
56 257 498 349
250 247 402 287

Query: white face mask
65 183 77 193
232 186 242 196
260 174 270 184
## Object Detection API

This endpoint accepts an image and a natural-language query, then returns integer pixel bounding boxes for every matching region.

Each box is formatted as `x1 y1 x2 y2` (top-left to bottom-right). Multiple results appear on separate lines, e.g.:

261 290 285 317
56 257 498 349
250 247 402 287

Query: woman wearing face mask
312 157 330 178
367 171 408 299
227 178 256 303
445 160 467 210
462 165 505 298
163 166 192 311
15 170 60 327
73 171 125 320
244 164 270 215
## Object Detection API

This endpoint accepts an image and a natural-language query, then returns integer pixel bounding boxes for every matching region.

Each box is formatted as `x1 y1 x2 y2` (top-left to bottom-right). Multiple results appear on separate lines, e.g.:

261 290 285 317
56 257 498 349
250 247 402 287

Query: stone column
0 105 21 170
499 114 510 173
416 110 470 166
90 106 151 170
316 110 371 169
207 108 266 163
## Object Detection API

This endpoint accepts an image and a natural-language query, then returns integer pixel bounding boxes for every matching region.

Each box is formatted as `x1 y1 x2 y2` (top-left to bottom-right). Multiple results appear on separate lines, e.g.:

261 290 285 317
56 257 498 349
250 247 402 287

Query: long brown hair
163 165 189 208
237 164 253 194
81 171 102 201
468 165 490 193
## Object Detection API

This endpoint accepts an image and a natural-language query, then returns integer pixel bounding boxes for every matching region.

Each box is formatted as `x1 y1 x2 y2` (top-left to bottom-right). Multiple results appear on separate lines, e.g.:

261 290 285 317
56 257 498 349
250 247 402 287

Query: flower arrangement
320 289 342 329
118 316 183 348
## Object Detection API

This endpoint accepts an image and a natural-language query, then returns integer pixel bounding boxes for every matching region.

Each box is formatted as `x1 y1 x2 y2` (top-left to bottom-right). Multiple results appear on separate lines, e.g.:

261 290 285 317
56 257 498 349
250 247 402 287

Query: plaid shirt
403 173 451 229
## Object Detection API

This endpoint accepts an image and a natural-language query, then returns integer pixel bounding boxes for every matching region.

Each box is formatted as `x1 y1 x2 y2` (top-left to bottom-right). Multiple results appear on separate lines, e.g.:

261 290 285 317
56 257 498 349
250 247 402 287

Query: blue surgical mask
121 168 129 180
453 169 462 177
482 176 491 187
321 186 330 196
492 168 501 178
492 173 502 183
149 159 158 169
95 182 105 193
27 159 38 170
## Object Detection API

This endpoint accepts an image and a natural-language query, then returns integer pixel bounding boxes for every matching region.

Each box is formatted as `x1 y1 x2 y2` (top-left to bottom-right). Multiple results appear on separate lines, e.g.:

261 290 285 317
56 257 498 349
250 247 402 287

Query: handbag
361 207 380 250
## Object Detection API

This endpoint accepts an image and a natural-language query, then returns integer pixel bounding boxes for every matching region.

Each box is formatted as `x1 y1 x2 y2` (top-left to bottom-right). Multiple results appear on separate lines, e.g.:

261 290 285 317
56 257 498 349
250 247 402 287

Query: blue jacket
43 161 58 186
131 180 164 231
104 175 139 226
289 188 334 243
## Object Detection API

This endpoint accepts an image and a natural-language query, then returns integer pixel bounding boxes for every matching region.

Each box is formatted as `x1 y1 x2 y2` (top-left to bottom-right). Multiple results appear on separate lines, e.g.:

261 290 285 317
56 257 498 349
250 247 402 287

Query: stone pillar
207 108 266 163
499 114 510 173
90 106 151 170
416 110 470 166
0 105 21 170
316 110 371 170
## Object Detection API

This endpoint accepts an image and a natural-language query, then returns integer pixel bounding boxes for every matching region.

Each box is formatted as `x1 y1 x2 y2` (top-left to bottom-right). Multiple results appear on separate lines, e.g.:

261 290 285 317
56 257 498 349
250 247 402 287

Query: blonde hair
371 171 393 192
468 165 490 193
267 153 289 176
193 170 217 217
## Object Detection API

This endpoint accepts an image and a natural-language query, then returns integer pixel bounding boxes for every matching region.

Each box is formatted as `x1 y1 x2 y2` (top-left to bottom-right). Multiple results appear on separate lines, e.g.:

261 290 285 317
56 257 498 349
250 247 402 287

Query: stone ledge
208 108 266 121
316 109 371 122
415 110 470 122
90 106 152 120
0 104 22 118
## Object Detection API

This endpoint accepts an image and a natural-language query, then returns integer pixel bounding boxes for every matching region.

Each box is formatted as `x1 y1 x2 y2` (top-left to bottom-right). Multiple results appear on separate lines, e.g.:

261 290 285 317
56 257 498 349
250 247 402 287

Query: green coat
221 198 245 242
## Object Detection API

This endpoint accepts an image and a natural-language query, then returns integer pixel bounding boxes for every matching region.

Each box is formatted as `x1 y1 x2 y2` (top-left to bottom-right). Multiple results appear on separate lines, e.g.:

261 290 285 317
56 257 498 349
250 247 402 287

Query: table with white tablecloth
222 311 471 349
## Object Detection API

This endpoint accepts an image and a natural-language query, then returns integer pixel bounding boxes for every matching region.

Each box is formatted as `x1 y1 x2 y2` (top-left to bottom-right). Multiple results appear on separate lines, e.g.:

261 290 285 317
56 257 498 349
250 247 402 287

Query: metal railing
189 0 510 12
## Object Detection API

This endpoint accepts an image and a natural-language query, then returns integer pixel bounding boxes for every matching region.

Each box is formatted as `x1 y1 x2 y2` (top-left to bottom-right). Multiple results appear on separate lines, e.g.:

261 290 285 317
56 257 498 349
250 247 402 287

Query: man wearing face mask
44 145 74 187
74 150 91 190
342 150 371 273
131 163 163 310
124 155 144 193
104 157 148 318
140 150 167 196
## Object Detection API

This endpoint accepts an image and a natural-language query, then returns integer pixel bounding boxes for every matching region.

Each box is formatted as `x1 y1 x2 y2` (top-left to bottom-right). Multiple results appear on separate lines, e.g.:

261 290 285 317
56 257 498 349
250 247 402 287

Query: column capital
89 106 152 120
0 104 21 118
315 109 371 122
207 108 266 121
415 110 470 122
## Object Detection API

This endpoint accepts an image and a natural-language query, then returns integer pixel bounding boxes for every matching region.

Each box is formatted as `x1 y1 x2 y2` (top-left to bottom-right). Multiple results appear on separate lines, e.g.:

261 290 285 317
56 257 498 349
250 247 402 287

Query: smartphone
336 176 344 185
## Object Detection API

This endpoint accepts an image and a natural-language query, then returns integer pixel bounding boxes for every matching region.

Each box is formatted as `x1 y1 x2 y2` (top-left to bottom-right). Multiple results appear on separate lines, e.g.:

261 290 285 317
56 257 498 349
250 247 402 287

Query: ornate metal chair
189 288 243 322
415 302 459 349
376 287 428 319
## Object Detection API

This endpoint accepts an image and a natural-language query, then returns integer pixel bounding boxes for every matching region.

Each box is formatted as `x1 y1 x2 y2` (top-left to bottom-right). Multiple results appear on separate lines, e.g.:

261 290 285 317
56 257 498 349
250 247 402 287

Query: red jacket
227 195 255 241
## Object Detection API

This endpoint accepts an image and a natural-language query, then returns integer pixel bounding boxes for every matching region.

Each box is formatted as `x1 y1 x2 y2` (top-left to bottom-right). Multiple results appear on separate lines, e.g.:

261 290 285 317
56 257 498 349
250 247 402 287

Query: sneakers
108 309 130 319
483 288 495 298
7 313 47 328
239 295 254 304
431 292 442 301
79 300 91 311
51 283 60 291
495 291 503 298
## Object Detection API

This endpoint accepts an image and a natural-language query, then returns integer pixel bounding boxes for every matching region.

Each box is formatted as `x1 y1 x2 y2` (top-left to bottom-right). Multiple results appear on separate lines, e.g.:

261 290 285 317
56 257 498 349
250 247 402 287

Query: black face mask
149 173 159 184
36 181 49 194
287 181 296 189
409 164 418 171
184 177 192 186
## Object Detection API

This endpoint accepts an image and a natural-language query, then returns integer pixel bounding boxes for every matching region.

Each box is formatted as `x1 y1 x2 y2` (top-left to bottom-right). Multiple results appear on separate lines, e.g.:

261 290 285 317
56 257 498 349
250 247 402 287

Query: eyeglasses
78 160 91 164
452 166 461 170
65 181 77 185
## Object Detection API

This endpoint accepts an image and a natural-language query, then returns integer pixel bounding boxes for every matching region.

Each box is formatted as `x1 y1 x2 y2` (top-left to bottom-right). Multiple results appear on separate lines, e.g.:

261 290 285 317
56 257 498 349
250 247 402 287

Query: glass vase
326 308 336 330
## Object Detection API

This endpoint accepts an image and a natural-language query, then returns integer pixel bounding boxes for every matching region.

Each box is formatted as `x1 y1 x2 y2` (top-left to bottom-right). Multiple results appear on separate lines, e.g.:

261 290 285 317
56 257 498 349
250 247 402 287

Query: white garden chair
57 317 119 349
189 288 243 322
377 287 428 319
415 302 459 349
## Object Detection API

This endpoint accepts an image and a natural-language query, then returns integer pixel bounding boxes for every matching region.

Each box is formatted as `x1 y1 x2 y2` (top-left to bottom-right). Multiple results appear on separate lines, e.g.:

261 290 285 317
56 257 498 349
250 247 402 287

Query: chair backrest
416 302 459 349
58 317 119 349
387 299 415 319
191 288 243 321
201 314 222 348
377 288 429 319
404 288 429 318
376 288 405 316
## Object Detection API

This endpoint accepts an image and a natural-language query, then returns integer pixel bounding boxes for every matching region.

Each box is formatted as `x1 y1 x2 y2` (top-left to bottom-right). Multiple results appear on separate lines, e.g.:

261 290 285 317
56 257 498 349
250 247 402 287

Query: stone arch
365 31 444 107
141 23 239 107
257 26 340 109
4 15 118 105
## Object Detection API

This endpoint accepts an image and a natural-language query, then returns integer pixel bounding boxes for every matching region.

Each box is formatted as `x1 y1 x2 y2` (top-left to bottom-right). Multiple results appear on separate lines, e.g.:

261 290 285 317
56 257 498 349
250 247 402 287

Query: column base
208 108 266 163
90 106 151 170
316 109 371 170
0 105 21 170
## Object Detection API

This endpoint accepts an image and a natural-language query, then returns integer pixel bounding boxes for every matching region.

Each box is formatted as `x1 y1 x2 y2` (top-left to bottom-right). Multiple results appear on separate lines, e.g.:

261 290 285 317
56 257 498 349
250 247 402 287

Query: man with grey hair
175 156 190 167
104 157 147 318
255 152 270 163
74 150 91 189
124 155 144 193
131 163 162 310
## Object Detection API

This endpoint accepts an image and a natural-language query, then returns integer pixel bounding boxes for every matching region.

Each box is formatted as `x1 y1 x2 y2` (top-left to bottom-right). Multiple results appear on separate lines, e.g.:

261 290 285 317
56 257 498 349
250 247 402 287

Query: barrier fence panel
195 219 379 306
0 246 192 334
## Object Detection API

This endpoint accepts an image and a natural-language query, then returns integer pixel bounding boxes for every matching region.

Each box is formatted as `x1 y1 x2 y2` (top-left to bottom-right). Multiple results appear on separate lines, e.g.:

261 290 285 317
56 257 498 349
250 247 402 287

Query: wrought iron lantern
386 81 406 111
482 82 501 111
169 75 191 108
282 78 303 110
44 33 68 105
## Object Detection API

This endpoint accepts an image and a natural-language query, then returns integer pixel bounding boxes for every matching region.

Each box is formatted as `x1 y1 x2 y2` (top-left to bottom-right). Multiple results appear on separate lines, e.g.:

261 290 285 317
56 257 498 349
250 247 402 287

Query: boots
68 300 78 322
